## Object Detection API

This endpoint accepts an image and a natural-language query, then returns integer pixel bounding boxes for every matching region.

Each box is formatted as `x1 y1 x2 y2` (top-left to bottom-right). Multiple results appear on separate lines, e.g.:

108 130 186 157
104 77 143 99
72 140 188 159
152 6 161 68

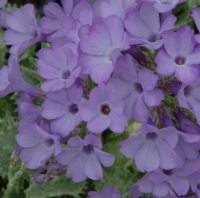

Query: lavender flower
56 134 115 182
156 25 200 84
42 86 83 137
133 168 190 197
0 56 39 98
40 0 93 42
37 46 80 92
2 4 41 55
93 0 136 19
124 3 176 49
109 55 164 122
80 84 127 134
16 123 61 169
177 78 200 125
79 15 129 84
120 124 180 172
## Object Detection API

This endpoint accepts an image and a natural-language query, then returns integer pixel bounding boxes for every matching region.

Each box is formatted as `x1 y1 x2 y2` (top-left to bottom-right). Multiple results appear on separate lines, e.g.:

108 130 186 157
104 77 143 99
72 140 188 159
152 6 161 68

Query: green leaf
25 177 86 198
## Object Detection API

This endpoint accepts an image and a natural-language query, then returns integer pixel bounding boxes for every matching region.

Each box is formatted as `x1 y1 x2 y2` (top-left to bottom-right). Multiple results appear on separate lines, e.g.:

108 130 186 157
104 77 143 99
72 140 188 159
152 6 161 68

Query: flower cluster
2 0 200 197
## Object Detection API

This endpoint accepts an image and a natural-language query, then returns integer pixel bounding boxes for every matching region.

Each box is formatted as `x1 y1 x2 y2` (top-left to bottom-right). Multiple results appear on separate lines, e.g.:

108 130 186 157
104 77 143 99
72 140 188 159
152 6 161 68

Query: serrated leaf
25 177 86 198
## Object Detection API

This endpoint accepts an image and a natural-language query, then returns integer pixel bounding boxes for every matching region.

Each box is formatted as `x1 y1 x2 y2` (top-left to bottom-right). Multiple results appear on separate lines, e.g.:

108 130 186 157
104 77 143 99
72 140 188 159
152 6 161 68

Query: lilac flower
177 78 200 125
93 0 136 19
109 55 164 122
174 132 200 165
40 0 93 42
0 56 39 98
191 7 200 43
37 46 80 92
120 124 180 172
40 0 75 41
188 170 200 197
17 93 41 123
41 86 83 137
156 25 200 84
16 123 61 169
56 134 115 182
139 0 185 13
124 3 176 49
133 168 190 197
80 84 127 134
88 186 121 198
2 4 41 55
79 15 129 84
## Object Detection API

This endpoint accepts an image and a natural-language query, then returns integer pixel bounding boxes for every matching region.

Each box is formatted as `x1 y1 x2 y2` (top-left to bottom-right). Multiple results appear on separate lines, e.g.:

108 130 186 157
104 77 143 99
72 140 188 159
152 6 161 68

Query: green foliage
174 0 200 29
25 177 87 198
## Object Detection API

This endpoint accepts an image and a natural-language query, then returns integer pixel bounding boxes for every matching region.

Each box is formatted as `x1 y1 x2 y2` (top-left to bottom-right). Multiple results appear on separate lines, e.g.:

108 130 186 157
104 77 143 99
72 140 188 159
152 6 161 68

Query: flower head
56 134 115 182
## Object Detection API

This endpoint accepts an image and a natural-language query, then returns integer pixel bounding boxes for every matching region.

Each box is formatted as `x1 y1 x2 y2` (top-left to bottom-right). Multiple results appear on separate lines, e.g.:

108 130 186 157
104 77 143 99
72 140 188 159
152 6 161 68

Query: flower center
163 169 173 176
83 144 94 154
184 86 191 96
101 104 111 115
146 132 158 140
148 34 157 42
45 138 54 147
134 83 143 93
175 56 186 65
69 103 79 115
62 70 71 80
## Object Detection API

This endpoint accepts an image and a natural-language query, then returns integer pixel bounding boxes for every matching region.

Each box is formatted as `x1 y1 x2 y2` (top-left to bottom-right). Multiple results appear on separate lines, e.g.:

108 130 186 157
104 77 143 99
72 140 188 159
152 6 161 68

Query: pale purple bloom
93 0 136 19
56 134 115 182
2 4 41 55
88 186 121 198
177 78 200 125
41 86 83 137
156 25 200 84
0 56 39 98
80 84 127 134
16 123 61 169
188 169 200 198
40 0 93 42
120 124 180 172
17 93 41 123
191 7 200 43
133 168 190 197
40 0 76 41
109 55 164 122
139 0 185 13
37 46 80 92
124 3 176 49
79 15 129 84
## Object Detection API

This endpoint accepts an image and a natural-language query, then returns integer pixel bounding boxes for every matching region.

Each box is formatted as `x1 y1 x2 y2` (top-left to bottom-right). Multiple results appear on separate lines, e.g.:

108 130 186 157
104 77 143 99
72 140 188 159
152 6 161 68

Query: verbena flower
37 45 80 92
56 134 115 182
80 84 127 133
79 15 129 84
120 124 180 172
109 55 164 122
156 25 200 84
42 86 83 137
2 4 41 55
16 123 61 169
124 3 176 49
